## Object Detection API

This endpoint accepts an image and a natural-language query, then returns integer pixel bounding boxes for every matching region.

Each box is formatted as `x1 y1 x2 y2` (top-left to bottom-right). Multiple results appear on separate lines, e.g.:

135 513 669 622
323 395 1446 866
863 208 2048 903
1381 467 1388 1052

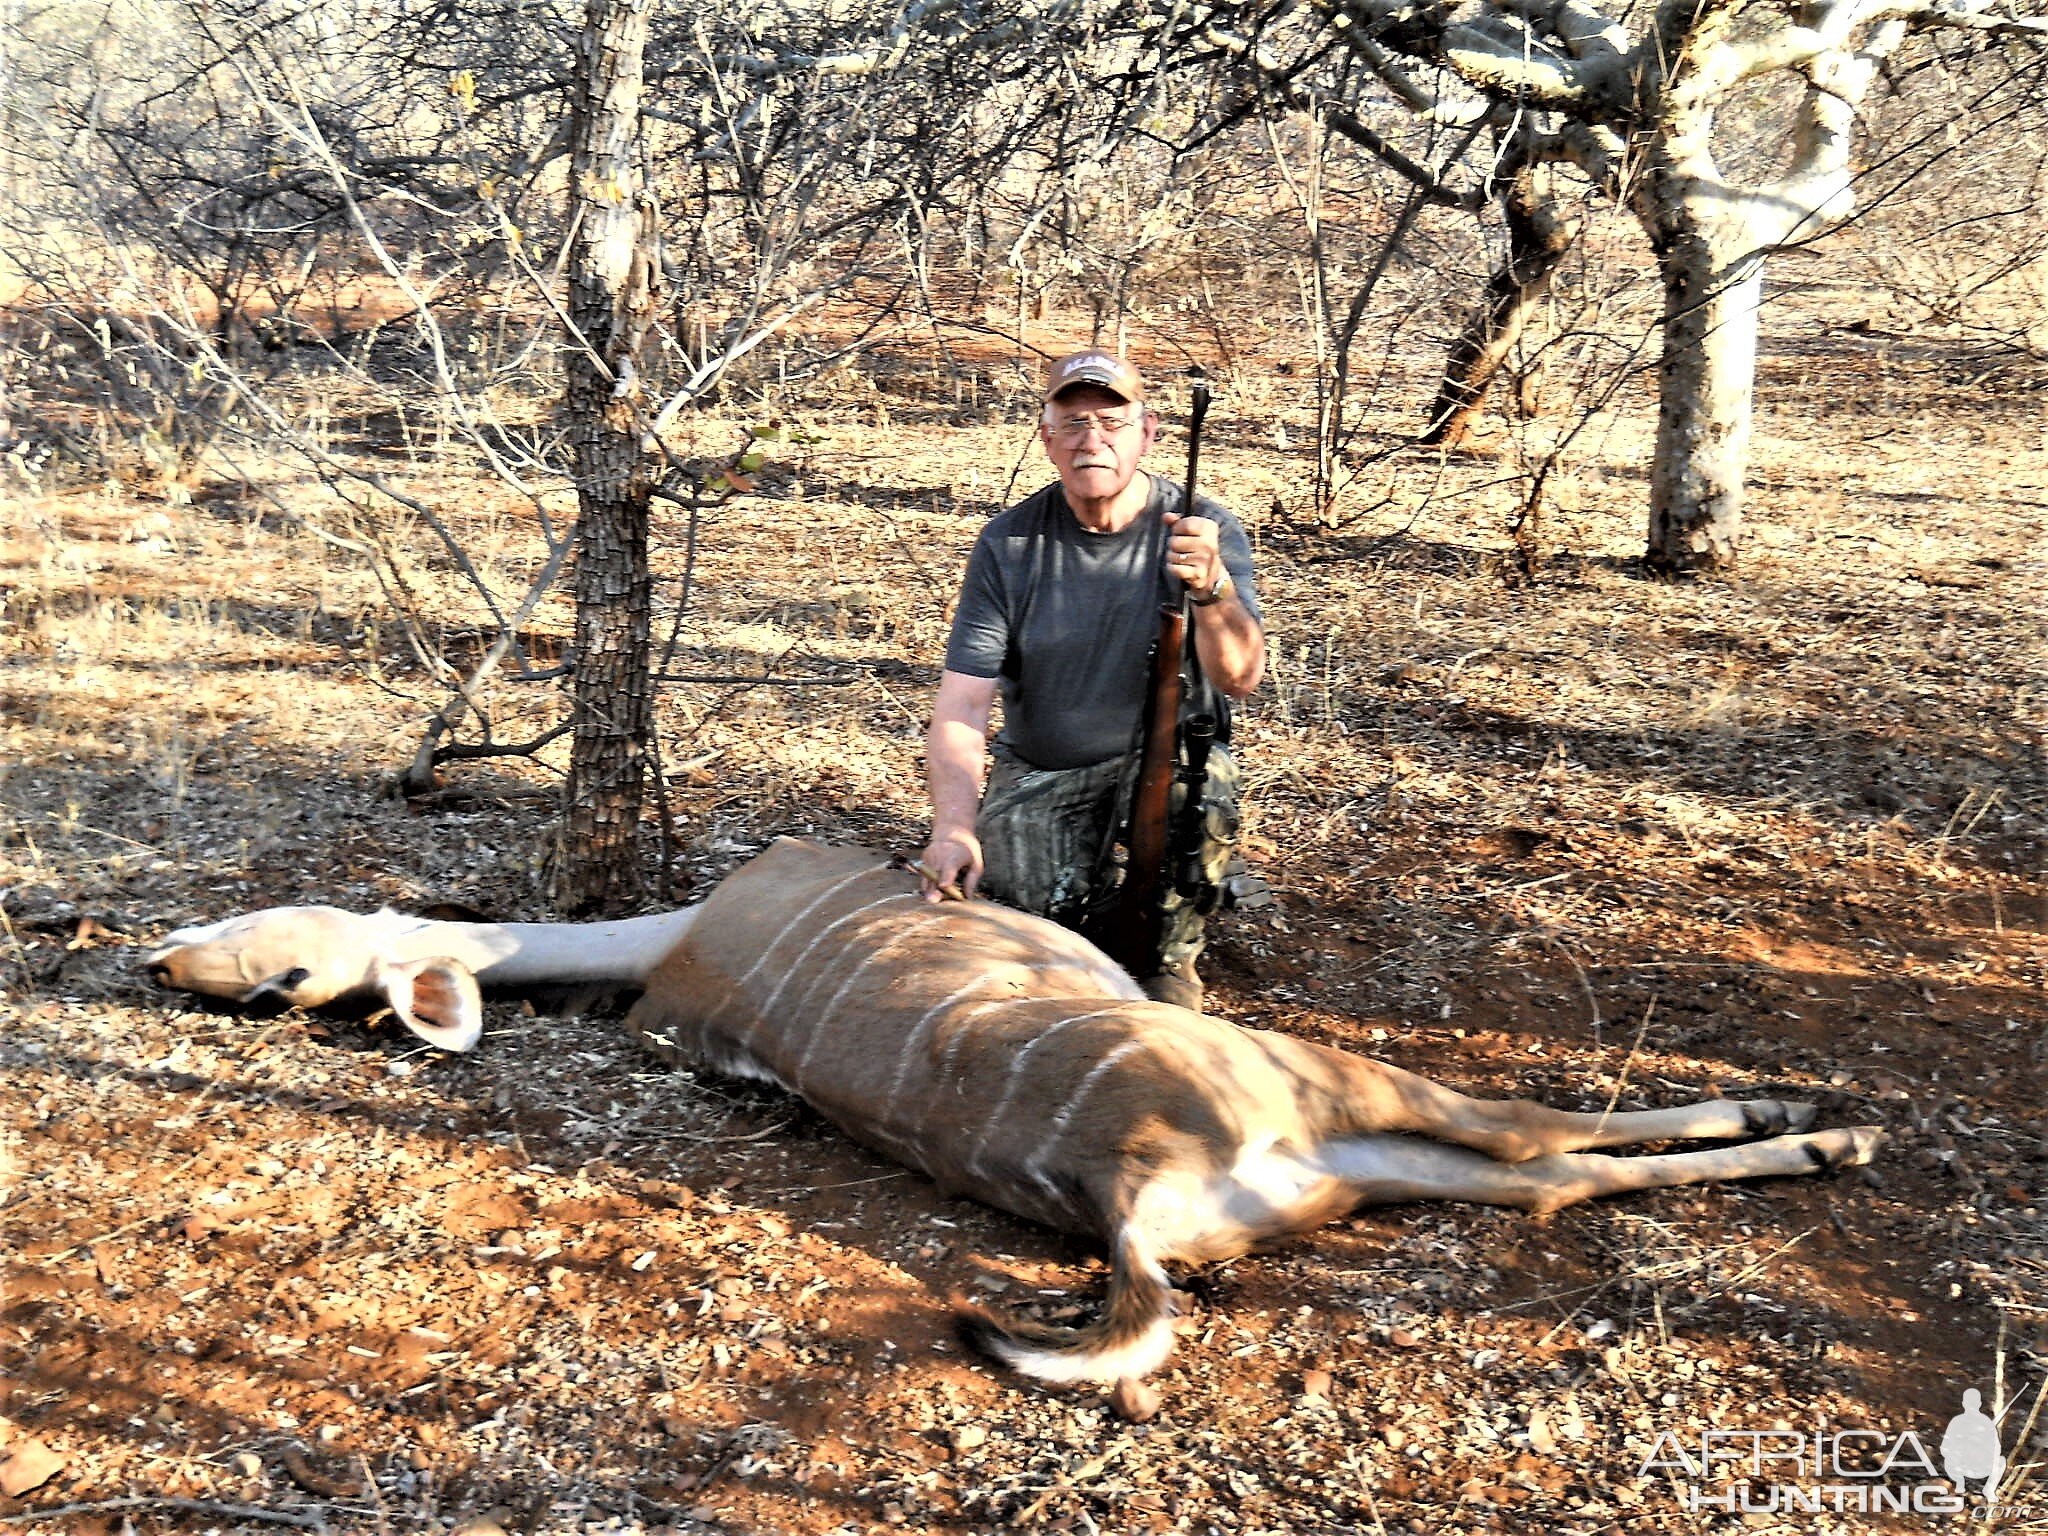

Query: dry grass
2 278 2044 1535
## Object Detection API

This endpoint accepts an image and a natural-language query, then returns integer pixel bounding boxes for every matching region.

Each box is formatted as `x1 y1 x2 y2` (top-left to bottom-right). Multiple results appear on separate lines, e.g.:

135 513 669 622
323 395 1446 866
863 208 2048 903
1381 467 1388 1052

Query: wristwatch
1191 570 1232 607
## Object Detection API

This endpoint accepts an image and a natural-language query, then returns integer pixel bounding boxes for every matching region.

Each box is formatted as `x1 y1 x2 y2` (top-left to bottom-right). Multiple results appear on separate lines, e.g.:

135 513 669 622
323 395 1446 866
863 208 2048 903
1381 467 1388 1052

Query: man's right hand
924 670 999 904
919 829 983 902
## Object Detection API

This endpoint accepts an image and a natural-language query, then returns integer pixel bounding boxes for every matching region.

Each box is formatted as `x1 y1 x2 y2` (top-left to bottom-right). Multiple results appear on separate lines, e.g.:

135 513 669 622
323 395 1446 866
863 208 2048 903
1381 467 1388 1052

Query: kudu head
145 907 484 1052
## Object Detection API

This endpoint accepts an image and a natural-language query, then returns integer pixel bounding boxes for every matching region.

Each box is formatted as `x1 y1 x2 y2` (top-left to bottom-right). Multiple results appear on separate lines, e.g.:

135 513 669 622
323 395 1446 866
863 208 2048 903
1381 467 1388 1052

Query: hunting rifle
1100 371 1219 981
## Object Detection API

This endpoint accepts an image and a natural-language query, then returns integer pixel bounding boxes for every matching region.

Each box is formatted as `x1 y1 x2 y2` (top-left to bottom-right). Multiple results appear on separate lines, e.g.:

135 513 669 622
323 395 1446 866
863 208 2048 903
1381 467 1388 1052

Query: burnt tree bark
1422 161 1580 448
556 0 659 916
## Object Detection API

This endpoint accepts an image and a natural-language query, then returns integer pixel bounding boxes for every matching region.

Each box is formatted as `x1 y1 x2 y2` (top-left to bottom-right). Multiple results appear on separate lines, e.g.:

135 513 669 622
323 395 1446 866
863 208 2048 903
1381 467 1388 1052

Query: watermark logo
1637 1386 2028 1517
1941 1389 2005 1506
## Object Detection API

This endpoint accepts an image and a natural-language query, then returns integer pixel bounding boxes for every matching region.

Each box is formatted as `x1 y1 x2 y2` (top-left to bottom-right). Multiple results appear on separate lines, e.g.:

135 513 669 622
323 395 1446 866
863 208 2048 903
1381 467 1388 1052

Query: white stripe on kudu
789 910 952 1091
881 981 1003 1117
969 1007 1128 1179
1024 1035 1151 1183
718 863 891 1008
145 837 1887 1417
930 967 1078 1085
746 890 917 1034
789 903 941 1010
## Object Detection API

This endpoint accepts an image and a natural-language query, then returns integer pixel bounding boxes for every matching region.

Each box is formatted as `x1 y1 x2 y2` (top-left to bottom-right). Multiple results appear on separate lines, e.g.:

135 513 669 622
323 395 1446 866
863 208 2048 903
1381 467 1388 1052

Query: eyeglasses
1050 411 1139 441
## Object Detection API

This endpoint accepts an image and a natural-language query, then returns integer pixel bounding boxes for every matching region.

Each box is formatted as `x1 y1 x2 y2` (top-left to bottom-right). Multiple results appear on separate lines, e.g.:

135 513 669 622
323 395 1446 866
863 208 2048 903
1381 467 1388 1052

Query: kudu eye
279 967 311 990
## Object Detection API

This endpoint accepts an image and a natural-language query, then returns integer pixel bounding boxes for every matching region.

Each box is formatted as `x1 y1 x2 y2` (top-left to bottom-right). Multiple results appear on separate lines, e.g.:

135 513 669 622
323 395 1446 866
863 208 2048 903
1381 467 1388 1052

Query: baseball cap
1043 349 1145 405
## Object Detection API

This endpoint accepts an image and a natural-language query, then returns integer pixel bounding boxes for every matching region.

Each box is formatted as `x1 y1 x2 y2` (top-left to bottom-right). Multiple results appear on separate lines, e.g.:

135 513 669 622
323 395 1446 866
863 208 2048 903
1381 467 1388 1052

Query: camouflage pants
976 741 1242 978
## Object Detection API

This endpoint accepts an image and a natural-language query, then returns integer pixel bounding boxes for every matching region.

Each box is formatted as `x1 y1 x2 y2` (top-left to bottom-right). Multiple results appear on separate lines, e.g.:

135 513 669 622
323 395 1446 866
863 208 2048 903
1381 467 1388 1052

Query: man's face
1041 385 1157 503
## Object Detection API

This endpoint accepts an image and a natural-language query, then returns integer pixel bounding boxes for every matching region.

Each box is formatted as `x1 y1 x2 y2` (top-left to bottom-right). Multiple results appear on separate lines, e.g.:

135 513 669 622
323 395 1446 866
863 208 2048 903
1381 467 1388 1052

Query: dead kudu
146 838 1883 1413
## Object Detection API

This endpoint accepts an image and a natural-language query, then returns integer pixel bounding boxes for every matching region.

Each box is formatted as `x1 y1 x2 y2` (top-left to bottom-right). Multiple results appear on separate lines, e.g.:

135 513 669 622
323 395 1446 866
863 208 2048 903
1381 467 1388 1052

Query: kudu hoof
1803 1126 1886 1172
1742 1099 1818 1137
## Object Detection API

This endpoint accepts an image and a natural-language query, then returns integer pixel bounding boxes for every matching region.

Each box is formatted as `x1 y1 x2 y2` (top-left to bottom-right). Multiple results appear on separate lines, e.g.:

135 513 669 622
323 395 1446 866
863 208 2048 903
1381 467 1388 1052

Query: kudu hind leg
1373 1061 1820 1163
1324 1125 1884 1215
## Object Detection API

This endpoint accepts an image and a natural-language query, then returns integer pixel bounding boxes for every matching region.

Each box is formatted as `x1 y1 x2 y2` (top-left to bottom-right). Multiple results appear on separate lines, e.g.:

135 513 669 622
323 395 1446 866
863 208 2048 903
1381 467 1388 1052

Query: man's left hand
1161 511 1227 602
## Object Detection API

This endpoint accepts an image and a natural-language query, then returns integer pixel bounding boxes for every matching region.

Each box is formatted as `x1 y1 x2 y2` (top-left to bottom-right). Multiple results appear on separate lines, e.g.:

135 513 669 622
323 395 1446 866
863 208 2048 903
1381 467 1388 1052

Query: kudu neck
377 908 698 988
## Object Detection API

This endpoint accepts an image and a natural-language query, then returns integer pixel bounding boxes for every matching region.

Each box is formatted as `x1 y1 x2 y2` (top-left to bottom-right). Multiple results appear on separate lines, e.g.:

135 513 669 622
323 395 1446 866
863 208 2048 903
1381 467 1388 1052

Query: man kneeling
919 350 1267 1011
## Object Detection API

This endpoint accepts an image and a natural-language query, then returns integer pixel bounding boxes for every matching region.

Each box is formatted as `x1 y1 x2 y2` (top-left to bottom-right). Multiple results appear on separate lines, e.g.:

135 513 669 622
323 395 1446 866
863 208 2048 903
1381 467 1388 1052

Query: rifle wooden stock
1102 602 1186 975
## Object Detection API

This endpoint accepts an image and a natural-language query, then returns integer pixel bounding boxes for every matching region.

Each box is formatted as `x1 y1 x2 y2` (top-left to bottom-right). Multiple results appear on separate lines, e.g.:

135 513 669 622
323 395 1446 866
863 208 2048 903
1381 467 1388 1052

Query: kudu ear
371 955 484 1053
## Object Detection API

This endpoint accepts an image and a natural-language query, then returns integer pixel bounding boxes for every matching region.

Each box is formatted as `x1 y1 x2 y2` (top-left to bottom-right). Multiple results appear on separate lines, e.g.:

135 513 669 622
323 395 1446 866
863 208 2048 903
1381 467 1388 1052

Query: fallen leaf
0 1438 66 1497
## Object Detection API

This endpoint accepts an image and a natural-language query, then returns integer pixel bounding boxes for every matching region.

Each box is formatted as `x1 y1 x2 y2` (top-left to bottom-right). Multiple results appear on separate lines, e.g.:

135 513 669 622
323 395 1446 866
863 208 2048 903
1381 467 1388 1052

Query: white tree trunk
1645 217 1765 574
1627 21 1900 575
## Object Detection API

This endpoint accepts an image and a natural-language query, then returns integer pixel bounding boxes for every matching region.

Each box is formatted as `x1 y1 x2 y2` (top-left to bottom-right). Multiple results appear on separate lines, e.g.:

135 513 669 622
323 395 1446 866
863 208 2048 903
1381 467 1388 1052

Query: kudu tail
954 1235 1179 1387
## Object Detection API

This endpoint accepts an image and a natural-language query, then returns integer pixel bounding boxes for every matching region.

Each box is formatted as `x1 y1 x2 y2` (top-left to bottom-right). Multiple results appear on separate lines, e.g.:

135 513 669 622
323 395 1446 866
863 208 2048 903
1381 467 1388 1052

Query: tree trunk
1422 166 1577 447
556 0 658 916
1635 36 1898 576
1642 212 1765 576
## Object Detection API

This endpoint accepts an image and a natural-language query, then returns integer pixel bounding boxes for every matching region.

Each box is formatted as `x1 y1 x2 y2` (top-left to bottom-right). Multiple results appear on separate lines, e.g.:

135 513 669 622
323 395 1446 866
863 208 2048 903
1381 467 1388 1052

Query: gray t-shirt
942 475 1263 770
